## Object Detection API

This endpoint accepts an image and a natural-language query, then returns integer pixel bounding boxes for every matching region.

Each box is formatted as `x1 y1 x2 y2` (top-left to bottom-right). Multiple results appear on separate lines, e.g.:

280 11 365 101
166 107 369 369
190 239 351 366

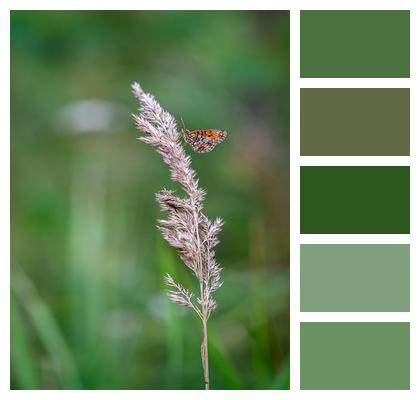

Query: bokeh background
11 11 290 390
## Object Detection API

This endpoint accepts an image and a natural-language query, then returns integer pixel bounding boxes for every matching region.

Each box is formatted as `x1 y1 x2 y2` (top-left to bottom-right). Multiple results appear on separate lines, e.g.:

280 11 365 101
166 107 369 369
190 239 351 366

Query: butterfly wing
183 129 195 145
185 129 227 153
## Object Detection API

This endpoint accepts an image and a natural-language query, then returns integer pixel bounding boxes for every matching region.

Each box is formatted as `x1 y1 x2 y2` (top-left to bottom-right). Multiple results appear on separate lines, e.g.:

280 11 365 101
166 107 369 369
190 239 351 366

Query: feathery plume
131 82 224 389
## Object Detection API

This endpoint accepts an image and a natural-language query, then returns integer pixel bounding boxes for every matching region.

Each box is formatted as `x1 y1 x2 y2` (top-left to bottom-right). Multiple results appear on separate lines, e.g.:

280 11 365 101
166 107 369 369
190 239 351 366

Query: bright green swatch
300 166 410 234
300 11 410 77
300 244 410 312
300 88 410 156
301 322 410 390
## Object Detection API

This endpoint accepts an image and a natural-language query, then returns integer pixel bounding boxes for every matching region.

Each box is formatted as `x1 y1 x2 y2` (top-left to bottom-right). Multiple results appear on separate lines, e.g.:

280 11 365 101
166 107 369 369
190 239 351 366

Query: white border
1 1 10 396
300 235 411 244
301 78 411 88
300 313 411 322
1 0 416 11
300 157 411 166
2 1 419 399
409 5 418 394
289 8 300 391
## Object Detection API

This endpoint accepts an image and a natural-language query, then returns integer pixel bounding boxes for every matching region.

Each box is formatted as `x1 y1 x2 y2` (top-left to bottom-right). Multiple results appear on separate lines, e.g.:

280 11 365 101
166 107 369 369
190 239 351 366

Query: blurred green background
11 11 290 390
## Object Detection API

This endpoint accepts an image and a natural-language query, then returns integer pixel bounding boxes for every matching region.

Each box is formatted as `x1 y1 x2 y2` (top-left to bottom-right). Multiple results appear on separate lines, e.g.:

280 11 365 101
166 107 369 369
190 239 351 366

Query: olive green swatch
300 244 410 312
300 10 410 77
300 322 410 389
300 88 410 156
300 166 410 234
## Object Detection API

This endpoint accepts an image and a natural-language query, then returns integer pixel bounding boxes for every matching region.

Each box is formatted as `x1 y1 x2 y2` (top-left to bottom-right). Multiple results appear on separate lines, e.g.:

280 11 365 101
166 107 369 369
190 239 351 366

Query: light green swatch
301 322 410 390
301 244 410 312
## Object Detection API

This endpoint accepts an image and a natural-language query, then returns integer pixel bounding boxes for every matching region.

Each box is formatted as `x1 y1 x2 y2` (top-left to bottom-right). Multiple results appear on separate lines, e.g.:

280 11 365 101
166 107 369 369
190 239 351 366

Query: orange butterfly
182 128 227 153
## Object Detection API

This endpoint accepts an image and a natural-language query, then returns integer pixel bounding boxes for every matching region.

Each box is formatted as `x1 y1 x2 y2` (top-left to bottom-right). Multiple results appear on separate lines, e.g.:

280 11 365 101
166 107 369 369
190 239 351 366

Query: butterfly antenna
180 117 188 145
180 117 187 132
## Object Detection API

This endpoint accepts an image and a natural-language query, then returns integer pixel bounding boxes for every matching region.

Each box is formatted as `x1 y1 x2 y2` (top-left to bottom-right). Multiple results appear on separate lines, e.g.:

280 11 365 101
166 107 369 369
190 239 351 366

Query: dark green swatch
300 88 410 156
300 166 410 234
300 11 410 77
300 322 410 389
300 244 410 312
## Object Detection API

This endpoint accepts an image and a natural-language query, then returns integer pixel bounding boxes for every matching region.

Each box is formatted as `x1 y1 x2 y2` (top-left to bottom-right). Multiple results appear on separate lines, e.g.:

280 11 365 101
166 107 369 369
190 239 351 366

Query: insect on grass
181 118 227 153
132 83 225 389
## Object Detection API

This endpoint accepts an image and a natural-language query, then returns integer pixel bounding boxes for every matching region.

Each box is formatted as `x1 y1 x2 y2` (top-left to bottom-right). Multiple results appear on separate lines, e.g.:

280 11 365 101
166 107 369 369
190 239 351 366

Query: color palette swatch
300 10 410 78
300 88 410 156
299 9 411 391
300 322 410 389
300 166 410 234
300 244 410 312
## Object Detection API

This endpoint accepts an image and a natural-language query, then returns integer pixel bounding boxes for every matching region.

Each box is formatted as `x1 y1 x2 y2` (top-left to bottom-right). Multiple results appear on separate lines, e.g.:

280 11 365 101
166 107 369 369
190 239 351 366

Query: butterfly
182 128 227 153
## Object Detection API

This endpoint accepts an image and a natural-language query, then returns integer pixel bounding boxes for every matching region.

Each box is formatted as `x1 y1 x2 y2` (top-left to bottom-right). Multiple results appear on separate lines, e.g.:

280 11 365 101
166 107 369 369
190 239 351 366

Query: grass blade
11 265 82 388
10 294 40 389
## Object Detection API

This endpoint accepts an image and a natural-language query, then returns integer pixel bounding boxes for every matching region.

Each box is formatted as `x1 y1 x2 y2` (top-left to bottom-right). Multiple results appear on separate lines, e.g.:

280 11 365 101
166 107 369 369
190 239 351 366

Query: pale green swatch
301 244 410 312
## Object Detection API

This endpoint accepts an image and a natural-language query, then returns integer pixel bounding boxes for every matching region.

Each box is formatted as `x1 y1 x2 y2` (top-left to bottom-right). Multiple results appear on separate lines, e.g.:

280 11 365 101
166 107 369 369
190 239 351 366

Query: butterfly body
183 129 227 153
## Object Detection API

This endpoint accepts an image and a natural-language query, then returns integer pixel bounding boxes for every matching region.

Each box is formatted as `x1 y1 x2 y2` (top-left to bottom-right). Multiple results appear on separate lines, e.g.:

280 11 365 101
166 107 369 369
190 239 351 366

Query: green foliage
11 10 289 389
